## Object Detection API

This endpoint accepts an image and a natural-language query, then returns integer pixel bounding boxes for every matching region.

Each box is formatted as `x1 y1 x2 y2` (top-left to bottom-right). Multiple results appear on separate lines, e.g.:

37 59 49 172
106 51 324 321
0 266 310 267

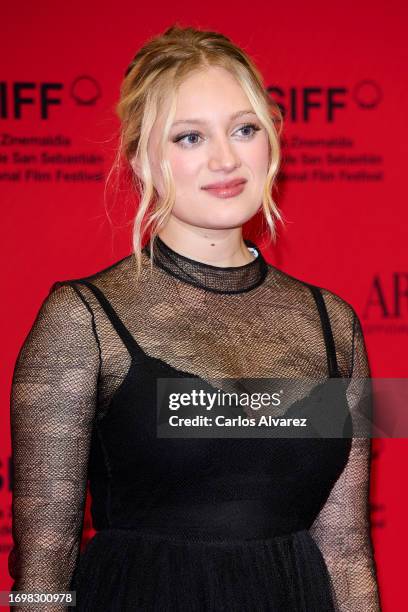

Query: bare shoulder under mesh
77 249 358 386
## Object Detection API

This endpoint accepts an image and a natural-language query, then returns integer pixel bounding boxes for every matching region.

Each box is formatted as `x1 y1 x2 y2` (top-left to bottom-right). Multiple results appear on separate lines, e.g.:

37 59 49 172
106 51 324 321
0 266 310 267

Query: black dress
9 236 380 611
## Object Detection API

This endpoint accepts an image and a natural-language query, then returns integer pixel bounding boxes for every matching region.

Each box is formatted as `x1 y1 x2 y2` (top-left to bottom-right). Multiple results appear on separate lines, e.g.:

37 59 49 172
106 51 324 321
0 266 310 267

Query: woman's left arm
309 307 382 611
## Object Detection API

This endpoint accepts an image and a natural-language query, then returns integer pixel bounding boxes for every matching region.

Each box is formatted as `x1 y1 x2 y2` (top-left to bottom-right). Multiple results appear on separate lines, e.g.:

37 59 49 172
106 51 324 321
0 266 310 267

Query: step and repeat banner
1 1 406 609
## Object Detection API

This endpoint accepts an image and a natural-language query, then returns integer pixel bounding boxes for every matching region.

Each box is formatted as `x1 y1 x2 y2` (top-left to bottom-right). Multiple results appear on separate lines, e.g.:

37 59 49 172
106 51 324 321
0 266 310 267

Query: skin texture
131 65 270 266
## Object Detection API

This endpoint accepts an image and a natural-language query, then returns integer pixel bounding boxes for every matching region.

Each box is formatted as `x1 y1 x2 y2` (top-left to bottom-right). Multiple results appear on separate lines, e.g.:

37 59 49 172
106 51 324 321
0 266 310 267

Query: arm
309 308 381 611
8 283 100 611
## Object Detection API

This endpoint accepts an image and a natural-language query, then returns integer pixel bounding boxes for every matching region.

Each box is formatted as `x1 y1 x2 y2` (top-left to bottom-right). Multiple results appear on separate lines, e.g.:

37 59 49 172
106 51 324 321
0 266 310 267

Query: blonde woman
9 25 381 611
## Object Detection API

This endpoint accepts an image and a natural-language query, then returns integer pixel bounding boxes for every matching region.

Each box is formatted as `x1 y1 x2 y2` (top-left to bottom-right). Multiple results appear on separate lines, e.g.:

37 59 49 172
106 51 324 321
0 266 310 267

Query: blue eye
172 123 261 148
176 133 201 146
237 123 261 138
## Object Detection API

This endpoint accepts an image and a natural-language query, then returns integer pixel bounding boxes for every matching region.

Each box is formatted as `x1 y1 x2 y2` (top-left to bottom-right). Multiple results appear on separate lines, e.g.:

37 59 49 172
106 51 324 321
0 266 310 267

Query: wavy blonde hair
107 24 284 282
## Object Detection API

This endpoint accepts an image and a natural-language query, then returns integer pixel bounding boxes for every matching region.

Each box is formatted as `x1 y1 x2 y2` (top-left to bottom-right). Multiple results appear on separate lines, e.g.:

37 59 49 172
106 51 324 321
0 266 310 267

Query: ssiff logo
0 76 101 119
267 80 382 122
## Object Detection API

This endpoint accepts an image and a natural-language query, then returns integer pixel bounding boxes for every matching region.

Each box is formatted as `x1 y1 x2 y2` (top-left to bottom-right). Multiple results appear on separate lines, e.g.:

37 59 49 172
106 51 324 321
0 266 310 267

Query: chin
174 199 259 228
208 202 260 222
199 213 255 230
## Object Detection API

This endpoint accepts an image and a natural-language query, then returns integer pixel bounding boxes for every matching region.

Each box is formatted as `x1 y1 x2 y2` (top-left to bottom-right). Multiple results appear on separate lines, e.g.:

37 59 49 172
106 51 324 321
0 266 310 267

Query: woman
9 24 381 611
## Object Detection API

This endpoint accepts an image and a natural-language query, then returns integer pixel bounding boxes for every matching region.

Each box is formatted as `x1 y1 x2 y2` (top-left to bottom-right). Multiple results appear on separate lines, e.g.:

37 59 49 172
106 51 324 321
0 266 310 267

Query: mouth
202 178 247 190
201 178 247 199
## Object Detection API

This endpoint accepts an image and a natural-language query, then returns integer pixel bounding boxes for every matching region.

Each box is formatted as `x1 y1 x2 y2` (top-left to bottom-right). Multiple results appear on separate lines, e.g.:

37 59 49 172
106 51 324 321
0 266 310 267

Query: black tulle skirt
69 528 336 611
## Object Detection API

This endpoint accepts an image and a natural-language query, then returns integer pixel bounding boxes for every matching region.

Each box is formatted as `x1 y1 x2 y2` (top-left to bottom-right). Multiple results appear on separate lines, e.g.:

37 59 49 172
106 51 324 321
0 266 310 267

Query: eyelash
172 123 261 147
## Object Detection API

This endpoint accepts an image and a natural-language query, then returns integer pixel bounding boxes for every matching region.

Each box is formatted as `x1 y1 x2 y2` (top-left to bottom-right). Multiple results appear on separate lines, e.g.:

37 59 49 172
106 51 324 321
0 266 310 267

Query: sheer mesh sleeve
309 300 381 611
8 283 100 611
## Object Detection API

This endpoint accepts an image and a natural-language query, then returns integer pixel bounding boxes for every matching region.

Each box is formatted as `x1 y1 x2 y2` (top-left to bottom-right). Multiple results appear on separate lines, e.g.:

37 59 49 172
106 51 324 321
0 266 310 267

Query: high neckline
142 235 268 294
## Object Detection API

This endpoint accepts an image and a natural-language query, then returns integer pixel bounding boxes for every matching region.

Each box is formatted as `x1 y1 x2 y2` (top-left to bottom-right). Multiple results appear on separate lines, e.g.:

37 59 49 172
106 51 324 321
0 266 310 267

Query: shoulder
265 263 357 368
17 271 105 365
49 253 135 300
69 253 134 286
266 262 356 320
26 255 134 341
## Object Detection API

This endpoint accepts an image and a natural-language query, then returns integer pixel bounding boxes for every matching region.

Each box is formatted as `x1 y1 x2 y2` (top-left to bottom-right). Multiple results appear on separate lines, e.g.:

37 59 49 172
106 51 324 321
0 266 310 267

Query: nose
207 134 241 172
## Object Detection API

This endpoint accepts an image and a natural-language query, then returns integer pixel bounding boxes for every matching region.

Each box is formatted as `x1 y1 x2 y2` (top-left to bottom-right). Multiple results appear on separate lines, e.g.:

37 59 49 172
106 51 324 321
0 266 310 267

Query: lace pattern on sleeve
8 283 100 611
309 299 382 611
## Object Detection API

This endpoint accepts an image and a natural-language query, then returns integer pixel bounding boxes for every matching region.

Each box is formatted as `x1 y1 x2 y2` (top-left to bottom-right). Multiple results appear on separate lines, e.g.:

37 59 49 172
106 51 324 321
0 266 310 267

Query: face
134 65 270 230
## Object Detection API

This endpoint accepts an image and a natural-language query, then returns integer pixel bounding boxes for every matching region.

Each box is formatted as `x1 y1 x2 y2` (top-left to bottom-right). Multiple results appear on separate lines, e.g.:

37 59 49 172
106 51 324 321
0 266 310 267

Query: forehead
173 66 251 117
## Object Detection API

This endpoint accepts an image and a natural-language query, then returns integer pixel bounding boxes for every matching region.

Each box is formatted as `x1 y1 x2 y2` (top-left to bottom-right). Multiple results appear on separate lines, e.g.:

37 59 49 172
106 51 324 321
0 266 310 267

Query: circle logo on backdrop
70 75 101 106
353 80 382 109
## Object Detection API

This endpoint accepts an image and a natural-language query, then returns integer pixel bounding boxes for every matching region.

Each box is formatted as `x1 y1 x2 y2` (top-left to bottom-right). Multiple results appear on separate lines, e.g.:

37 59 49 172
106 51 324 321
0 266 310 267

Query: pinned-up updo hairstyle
108 23 284 282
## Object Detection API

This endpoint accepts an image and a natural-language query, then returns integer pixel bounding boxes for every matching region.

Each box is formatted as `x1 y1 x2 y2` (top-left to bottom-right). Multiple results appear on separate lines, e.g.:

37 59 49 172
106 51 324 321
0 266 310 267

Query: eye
172 131 203 147
235 123 262 138
172 122 261 148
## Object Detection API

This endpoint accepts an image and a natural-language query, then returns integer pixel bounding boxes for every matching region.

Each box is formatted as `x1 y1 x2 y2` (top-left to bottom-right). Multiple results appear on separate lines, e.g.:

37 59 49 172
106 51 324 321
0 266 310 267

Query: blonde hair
107 24 284 282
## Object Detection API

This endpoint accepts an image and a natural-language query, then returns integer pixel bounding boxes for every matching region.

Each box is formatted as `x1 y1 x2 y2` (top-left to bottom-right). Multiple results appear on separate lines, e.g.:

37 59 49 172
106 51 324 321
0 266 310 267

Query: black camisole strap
307 285 341 378
72 280 142 359
69 279 340 377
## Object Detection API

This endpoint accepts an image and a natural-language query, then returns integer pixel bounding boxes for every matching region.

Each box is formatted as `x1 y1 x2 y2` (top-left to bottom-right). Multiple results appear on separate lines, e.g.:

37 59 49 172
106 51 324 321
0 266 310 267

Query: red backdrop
2 2 407 609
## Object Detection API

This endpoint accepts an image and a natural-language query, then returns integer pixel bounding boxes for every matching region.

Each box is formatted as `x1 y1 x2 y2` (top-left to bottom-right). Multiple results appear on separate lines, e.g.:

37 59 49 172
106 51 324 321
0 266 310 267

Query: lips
201 178 247 199
202 178 247 190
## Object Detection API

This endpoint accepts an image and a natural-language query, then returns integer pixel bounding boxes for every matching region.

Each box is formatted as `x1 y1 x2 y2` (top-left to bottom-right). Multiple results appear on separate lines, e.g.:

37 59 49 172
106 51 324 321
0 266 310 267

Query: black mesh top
8 236 381 611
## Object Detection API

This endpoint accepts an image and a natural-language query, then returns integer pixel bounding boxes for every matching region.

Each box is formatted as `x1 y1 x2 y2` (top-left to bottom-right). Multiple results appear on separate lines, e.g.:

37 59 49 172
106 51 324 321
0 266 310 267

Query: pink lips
201 178 247 199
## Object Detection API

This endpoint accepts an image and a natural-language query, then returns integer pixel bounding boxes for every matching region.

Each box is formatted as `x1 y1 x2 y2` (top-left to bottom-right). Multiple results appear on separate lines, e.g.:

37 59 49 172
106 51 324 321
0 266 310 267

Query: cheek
245 135 270 176
169 150 200 183
150 150 198 198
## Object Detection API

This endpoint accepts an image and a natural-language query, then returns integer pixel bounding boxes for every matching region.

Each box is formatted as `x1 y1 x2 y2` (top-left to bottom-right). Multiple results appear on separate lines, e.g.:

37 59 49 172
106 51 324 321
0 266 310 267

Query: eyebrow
171 109 257 128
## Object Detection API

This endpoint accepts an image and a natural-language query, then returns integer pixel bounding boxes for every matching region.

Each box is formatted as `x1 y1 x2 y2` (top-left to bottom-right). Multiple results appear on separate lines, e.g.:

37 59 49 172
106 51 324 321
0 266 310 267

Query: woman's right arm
8 283 100 611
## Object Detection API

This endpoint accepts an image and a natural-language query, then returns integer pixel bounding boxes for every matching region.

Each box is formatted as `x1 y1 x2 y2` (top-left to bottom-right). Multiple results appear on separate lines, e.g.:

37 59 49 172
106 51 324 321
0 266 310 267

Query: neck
157 226 256 268
142 233 268 295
